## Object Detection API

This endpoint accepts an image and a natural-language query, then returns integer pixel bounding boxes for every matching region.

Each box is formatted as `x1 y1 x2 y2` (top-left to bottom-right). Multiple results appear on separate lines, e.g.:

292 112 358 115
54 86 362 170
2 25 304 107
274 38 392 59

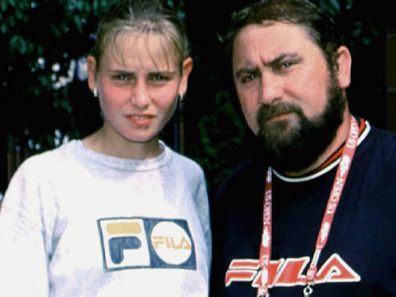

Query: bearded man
210 1 396 296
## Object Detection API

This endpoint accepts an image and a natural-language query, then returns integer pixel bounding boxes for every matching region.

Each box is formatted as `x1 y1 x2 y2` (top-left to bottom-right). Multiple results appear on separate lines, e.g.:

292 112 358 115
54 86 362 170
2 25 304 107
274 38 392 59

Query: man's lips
266 111 293 122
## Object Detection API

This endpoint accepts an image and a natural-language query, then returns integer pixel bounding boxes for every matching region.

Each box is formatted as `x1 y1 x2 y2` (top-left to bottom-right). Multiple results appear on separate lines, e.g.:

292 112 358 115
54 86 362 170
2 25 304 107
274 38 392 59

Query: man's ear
335 46 352 88
87 55 97 92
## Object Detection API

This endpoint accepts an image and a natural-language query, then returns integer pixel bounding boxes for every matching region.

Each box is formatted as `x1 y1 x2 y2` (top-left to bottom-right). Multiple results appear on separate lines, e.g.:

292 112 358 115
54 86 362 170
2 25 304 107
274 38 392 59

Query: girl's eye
111 73 132 81
115 74 131 81
149 73 169 82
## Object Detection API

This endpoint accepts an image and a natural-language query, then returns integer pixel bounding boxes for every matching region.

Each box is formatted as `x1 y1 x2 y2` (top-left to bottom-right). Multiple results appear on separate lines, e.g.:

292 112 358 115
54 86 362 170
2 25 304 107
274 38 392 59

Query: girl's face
88 31 192 148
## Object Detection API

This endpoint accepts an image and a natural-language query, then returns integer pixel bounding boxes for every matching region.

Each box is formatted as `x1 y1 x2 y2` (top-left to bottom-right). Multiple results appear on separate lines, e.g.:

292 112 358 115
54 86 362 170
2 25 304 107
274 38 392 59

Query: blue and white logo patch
97 217 196 271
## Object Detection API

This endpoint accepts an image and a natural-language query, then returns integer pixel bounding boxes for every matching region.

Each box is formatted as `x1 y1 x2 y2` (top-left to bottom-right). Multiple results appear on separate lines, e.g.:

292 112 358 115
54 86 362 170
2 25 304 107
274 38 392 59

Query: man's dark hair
223 0 343 69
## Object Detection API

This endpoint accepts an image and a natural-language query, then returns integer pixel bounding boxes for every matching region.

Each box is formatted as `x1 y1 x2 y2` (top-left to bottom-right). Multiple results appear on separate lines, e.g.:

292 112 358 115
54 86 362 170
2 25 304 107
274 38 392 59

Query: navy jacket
211 123 396 297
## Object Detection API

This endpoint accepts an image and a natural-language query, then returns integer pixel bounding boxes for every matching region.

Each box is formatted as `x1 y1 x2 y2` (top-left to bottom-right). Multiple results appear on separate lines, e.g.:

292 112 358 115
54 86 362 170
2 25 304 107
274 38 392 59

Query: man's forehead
232 23 314 64
234 22 312 50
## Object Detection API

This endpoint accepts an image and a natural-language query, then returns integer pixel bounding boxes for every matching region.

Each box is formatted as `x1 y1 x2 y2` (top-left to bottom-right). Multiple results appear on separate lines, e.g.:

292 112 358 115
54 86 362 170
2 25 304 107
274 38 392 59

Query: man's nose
259 73 283 104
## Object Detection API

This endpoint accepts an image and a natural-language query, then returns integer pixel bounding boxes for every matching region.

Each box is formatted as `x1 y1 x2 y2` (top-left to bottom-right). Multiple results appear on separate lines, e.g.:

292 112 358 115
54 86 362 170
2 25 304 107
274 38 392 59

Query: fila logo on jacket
226 253 360 289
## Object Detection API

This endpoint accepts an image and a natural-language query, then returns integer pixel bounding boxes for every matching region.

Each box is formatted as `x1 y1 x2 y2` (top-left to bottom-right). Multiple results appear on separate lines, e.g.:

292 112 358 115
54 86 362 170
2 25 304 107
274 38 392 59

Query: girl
0 1 211 296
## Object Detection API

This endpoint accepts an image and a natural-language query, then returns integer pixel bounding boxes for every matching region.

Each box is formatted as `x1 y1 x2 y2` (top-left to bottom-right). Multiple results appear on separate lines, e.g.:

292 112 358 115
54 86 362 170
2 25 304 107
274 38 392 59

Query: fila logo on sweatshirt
97 217 196 271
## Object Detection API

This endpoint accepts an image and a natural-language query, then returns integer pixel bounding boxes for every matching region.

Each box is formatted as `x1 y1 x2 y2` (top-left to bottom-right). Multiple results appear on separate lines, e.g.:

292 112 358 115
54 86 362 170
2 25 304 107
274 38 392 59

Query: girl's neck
83 127 162 160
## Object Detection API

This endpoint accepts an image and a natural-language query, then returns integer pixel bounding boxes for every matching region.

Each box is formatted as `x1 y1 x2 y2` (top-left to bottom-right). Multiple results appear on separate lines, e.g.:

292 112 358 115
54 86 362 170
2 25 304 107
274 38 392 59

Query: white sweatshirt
0 140 211 297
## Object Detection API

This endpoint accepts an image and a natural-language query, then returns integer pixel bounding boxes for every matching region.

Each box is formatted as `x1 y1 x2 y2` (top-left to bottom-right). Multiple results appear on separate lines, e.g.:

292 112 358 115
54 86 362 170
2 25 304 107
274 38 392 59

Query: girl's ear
87 56 98 93
178 57 193 95
335 46 352 88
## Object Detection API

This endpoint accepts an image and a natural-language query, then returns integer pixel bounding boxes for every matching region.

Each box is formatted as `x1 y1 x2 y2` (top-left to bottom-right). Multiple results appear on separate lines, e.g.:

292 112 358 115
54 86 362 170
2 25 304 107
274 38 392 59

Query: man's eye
274 60 297 73
240 73 256 83
280 61 293 69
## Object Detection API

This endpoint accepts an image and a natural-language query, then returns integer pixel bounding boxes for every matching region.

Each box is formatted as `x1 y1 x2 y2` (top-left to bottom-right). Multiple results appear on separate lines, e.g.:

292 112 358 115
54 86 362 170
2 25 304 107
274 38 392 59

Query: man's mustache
257 102 303 123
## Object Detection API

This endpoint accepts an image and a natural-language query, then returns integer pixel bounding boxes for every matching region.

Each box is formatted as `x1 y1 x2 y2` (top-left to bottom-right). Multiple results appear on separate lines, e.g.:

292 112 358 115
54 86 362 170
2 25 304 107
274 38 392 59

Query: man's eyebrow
267 53 301 67
234 53 302 78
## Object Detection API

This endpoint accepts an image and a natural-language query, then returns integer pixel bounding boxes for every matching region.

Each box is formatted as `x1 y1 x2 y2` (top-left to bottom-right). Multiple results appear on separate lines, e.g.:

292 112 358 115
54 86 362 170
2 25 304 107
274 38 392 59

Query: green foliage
191 89 249 194
1 0 110 151
318 0 381 49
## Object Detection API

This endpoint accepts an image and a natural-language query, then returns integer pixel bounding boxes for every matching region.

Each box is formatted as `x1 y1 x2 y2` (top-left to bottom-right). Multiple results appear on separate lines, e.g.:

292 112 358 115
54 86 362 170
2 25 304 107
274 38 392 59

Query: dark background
1 0 395 197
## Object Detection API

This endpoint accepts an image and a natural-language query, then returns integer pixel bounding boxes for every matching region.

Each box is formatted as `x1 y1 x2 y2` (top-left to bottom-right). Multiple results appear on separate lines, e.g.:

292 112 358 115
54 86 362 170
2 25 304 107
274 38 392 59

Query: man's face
232 22 348 171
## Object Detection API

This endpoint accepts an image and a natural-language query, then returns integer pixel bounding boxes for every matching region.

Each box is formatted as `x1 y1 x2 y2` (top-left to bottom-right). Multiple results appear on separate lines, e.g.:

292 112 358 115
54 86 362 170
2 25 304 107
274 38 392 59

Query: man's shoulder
371 125 396 142
224 158 263 180
365 124 396 157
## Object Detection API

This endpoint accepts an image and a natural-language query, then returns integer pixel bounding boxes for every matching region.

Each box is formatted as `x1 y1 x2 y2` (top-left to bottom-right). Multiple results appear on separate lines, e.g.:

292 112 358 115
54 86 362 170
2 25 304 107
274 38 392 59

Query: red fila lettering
225 254 360 288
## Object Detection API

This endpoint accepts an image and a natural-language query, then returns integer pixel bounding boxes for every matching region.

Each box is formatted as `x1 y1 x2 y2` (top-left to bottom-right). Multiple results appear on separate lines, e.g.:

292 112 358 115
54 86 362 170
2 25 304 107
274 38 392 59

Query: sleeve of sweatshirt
196 168 212 267
0 158 51 297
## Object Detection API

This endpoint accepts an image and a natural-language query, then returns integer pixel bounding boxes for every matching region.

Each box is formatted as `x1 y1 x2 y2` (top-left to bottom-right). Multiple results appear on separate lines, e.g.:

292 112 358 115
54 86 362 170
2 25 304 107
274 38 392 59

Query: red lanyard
258 116 359 297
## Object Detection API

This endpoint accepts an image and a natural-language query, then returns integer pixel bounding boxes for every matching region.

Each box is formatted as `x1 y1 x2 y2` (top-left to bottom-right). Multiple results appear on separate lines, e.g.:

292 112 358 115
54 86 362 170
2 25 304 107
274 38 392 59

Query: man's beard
256 76 346 173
